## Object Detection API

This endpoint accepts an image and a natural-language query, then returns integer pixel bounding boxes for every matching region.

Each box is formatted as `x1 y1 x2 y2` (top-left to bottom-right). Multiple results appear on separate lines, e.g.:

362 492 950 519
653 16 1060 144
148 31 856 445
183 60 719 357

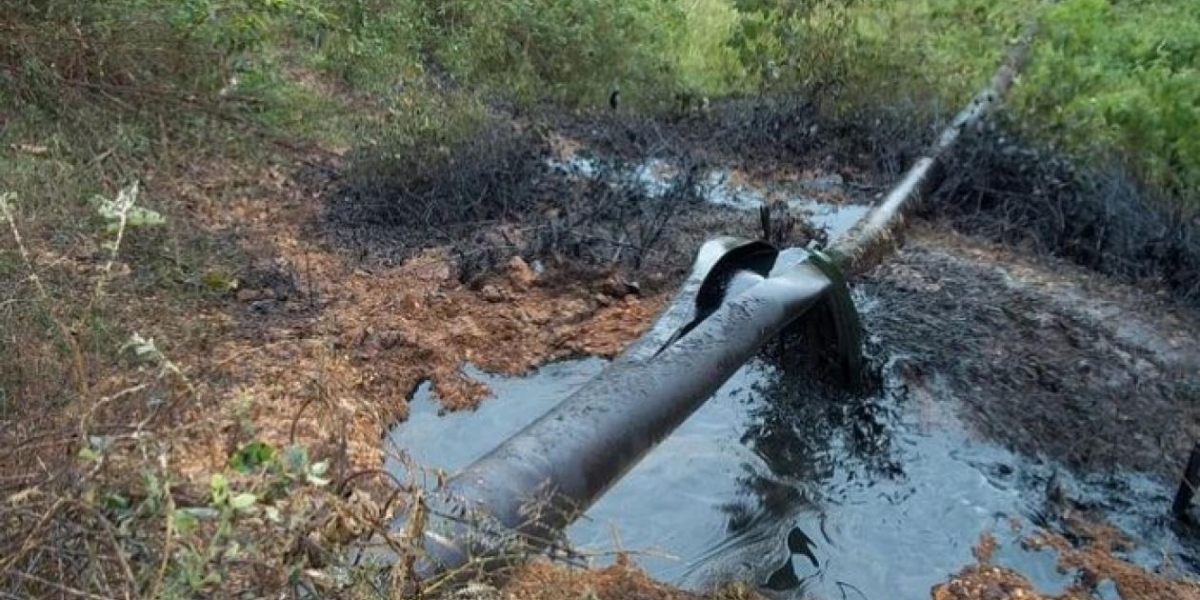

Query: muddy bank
321 97 902 285
328 94 1200 307
857 226 1200 480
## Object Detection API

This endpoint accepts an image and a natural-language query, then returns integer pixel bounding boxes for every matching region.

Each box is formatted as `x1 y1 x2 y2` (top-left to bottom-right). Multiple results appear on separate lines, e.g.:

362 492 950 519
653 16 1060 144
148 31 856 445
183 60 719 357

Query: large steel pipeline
385 32 1036 587
400 241 843 583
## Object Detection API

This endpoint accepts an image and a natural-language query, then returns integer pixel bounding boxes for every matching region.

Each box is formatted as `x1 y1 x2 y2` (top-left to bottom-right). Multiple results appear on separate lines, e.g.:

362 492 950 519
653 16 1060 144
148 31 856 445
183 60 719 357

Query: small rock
479 285 505 303
236 289 262 302
507 256 537 289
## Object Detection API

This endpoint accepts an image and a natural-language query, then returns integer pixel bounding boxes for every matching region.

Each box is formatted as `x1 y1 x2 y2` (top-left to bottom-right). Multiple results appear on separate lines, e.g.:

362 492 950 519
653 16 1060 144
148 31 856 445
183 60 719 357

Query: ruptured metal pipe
396 241 842 582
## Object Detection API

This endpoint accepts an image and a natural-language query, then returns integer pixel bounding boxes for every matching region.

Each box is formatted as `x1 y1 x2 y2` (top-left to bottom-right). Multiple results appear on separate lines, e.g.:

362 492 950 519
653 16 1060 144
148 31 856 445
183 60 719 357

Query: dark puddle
547 153 871 243
387 340 1197 599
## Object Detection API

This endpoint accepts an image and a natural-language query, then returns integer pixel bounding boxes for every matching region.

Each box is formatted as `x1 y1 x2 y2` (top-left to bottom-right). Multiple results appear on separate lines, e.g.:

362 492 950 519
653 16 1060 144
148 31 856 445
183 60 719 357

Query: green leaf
201 270 239 291
309 460 329 477
141 470 162 498
172 509 200 535
229 492 258 511
78 446 102 463
229 440 276 473
306 459 331 486
103 493 130 510
126 205 166 229
209 473 229 506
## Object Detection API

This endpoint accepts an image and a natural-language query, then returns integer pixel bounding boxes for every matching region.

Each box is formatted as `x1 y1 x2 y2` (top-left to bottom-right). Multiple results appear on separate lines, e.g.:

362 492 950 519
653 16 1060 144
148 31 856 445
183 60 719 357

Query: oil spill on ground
387 353 1195 599
384 198 1200 600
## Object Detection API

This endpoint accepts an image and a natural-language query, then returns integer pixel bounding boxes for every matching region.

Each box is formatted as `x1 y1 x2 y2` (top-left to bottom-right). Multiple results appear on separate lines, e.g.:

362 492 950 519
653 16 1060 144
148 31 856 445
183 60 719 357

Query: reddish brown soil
161 158 666 476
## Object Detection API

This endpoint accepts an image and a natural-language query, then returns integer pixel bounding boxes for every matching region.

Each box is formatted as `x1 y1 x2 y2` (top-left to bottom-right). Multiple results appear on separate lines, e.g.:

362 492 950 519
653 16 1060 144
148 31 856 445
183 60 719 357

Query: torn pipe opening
383 237 864 585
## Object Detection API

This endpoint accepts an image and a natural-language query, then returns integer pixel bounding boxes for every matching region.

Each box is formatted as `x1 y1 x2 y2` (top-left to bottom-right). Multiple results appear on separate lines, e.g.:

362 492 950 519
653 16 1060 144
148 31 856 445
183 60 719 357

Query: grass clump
1018 0 1200 201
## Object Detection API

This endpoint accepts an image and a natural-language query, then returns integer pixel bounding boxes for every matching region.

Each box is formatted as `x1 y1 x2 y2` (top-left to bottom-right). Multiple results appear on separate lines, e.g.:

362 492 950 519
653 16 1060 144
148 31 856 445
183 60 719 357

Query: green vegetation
4 0 1195 203
724 0 1200 202
1021 0 1200 199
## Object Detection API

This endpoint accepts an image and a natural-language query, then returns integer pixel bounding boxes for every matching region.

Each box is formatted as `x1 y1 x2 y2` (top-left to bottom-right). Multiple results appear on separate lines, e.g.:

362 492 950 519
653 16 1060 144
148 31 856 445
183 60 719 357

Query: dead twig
7 570 119 600
0 498 67 574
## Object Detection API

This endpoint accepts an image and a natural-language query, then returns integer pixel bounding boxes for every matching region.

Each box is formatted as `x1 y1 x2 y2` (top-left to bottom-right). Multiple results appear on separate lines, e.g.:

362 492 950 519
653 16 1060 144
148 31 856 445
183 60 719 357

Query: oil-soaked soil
182 96 1200 597
390 331 1197 599
861 227 1200 479
387 227 1200 599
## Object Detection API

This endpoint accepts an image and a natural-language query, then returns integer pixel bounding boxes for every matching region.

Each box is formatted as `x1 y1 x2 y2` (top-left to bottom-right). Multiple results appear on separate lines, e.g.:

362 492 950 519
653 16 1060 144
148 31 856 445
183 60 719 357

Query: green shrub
727 0 859 91
410 0 690 108
1017 0 1200 201
299 0 425 93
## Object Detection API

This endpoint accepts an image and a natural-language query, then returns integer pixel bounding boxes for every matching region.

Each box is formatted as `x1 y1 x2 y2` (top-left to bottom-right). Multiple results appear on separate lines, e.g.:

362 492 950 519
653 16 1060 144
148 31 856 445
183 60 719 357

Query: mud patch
547 97 922 184
322 98 907 286
325 119 726 283
860 227 1200 479
144 153 675 478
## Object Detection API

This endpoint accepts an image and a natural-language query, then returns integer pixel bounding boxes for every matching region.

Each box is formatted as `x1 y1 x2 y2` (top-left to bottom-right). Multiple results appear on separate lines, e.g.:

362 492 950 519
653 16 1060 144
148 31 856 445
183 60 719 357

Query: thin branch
6 570 120 600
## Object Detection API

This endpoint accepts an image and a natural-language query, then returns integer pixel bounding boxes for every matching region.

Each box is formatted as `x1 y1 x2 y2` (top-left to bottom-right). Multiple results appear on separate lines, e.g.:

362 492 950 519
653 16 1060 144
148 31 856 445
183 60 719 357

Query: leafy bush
726 0 859 91
300 0 426 93
410 0 690 108
1017 0 1200 202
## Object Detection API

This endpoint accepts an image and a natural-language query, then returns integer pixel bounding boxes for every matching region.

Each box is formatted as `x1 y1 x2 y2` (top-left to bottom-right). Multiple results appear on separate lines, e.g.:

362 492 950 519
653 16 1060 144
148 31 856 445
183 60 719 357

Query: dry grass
0 126 671 598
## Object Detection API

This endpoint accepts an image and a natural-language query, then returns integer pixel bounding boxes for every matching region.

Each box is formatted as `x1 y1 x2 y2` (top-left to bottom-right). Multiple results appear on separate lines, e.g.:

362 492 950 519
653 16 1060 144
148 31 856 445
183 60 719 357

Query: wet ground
388 318 1196 599
383 152 1200 599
